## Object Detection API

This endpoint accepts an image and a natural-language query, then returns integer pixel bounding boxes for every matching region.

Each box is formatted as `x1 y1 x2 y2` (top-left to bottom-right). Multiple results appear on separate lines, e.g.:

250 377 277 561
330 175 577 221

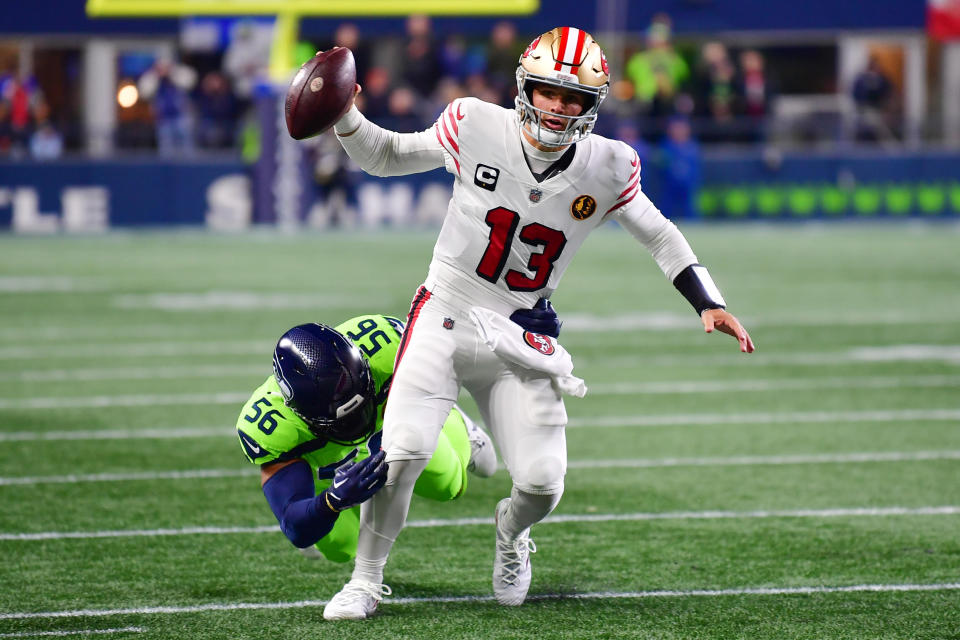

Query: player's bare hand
701 308 755 353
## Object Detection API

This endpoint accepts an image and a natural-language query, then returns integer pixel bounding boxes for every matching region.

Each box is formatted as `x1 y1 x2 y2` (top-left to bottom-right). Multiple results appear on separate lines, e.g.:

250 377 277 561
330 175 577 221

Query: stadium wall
2 150 958 232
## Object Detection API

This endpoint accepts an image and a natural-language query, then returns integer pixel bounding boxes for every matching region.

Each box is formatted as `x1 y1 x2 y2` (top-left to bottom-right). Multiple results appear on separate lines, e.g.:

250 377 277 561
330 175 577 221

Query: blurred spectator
400 14 443 99
194 70 239 149
28 99 63 160
485 21 522 106
306 131 359 228
736 49 771 142
381 87 423 133
1 74 35 154
224 19 272 99
658 115 701 220
362 67 393 122
139 58 197 156
693 41 737 143
333 23 371 86
625 14 689 120
852 55 895 142
0 101 13 154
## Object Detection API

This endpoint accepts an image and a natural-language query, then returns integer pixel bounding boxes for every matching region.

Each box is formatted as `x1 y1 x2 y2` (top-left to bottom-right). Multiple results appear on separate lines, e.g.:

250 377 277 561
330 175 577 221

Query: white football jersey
424 98 649 314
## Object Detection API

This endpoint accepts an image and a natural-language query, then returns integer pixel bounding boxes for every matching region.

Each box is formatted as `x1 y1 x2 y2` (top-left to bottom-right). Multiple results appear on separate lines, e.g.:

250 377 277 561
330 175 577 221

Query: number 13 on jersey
475 207 567 292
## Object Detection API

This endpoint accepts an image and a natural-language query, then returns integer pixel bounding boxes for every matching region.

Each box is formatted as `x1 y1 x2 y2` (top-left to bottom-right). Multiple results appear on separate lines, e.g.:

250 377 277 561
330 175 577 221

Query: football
284 47 357 140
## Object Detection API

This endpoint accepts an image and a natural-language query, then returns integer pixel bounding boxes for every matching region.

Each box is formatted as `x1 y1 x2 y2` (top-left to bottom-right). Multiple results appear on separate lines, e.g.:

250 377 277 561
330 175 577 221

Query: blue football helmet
272 323 377 445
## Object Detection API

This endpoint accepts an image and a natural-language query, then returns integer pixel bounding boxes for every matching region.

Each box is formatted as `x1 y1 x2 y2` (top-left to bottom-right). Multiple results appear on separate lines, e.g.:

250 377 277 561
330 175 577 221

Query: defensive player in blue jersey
236 314 497 568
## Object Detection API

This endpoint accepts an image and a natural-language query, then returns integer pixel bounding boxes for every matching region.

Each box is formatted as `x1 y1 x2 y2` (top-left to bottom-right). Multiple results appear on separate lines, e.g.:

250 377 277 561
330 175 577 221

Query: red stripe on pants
394 286 431 369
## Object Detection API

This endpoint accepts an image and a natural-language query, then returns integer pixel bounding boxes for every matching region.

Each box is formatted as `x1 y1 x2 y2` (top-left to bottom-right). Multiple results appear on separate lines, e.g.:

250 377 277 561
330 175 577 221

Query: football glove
324 450 388 512
509 298 562 338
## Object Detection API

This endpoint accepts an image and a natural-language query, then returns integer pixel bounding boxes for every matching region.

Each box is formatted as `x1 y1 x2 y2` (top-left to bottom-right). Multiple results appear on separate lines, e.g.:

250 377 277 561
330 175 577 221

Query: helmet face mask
516 27 610 148
272 323 378 446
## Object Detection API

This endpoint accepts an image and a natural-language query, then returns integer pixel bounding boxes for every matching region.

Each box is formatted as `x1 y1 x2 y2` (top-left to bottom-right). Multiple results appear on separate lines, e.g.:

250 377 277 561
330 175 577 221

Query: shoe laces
338 580 392 603
497 533 537 585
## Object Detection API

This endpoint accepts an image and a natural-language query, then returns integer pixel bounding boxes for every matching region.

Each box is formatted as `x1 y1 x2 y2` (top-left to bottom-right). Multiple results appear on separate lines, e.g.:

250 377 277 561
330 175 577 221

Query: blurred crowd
0 73 63 159
0 13 902 168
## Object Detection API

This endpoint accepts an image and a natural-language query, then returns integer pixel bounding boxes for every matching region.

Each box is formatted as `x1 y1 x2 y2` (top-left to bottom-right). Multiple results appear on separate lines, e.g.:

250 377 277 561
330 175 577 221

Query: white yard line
3 450 959 487
562 310 959 332
567 408 960 428
0 428 227 443
3 407 957 442
0 342 267 361
0 469 256 486
0 393 250 410
0 365 266 383
1 582 958 620
584 345 960 368
588 374 960 395
2 374 957 409
0 628 144 638
2 506 958 542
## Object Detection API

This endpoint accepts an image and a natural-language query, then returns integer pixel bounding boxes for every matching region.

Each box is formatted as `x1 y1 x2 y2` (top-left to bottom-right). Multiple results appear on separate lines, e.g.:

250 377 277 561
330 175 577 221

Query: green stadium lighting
915 184 946 215
853 186 882 216
884 184 913 216
787 186 817 217
754 187 783 217
722 187 751 218
820 185 849 217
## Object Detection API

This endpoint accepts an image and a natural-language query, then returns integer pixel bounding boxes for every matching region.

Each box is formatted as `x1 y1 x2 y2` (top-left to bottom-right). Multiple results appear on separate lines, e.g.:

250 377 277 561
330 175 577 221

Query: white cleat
492 498 537 606
464 414 497 478
322 579 391 620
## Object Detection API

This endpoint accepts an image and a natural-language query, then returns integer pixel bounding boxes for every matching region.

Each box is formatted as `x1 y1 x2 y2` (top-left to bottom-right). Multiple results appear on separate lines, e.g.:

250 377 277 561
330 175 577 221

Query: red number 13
475 207 567 292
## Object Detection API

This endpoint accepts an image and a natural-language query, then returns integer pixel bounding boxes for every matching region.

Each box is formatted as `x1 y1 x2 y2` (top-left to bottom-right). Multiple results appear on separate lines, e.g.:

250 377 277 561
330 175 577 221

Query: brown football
285 47 356 140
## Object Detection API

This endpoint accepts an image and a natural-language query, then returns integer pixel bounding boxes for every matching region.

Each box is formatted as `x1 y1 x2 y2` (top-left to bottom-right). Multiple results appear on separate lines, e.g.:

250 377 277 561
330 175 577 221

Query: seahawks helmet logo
273 352 294 401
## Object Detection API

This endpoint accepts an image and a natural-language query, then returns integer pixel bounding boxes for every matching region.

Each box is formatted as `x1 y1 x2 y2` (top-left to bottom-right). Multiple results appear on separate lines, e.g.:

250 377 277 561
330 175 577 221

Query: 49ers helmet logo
523 331 556 355
571 194 597 220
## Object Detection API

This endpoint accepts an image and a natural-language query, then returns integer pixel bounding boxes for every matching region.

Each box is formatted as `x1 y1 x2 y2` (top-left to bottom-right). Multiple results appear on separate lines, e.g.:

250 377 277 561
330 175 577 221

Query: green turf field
1 224 958 639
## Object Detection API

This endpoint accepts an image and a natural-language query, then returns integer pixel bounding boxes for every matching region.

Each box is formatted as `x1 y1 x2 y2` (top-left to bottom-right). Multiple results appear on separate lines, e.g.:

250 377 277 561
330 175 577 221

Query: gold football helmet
516 26 610 147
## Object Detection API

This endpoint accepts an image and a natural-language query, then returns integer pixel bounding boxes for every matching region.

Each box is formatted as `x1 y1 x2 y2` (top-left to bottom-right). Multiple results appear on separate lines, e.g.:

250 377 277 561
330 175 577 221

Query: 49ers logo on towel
523 331 556 356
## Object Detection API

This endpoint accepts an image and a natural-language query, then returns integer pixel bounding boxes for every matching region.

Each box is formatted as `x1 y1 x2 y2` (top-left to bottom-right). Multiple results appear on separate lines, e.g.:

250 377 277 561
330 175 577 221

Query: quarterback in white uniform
323 26 755 620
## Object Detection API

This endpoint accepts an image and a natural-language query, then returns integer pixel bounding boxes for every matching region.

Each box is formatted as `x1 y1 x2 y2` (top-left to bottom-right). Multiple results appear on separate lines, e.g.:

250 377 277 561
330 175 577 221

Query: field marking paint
0 469 257 486
584 345 960 368
1 583 958 620
0 312 951 343
0 393 250 410
0 342 268 361
0 277 105 293
588 374 960 395
3 407 958 441
0 628 144 637
111 292 378 312
0 428 226 443
567 408 960 428
0 365 266 383
2 506 958 542
563 311 959 332
4 450 959 487
565 450 960 470
4 375 958 410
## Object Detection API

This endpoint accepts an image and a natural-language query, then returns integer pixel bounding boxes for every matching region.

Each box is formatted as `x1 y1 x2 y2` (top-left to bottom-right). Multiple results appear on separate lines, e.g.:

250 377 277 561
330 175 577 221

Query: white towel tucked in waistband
469 306 587 398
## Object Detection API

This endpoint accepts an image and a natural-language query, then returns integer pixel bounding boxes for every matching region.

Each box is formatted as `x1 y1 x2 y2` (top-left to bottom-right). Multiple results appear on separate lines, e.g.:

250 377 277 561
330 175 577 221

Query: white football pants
352 288 567 582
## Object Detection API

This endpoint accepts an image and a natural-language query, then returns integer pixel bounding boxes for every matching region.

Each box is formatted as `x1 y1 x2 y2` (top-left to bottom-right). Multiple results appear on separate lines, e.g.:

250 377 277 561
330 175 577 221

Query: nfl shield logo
529 188 543 203
442 316 455 330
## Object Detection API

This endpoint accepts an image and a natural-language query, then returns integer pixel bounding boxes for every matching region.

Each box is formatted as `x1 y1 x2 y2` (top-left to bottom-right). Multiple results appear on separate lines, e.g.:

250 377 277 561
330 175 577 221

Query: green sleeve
235 377 315 465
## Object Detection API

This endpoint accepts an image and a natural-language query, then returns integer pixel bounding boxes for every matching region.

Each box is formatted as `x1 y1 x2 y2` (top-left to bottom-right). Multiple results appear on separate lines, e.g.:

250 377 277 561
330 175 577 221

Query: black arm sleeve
672 263 727 316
